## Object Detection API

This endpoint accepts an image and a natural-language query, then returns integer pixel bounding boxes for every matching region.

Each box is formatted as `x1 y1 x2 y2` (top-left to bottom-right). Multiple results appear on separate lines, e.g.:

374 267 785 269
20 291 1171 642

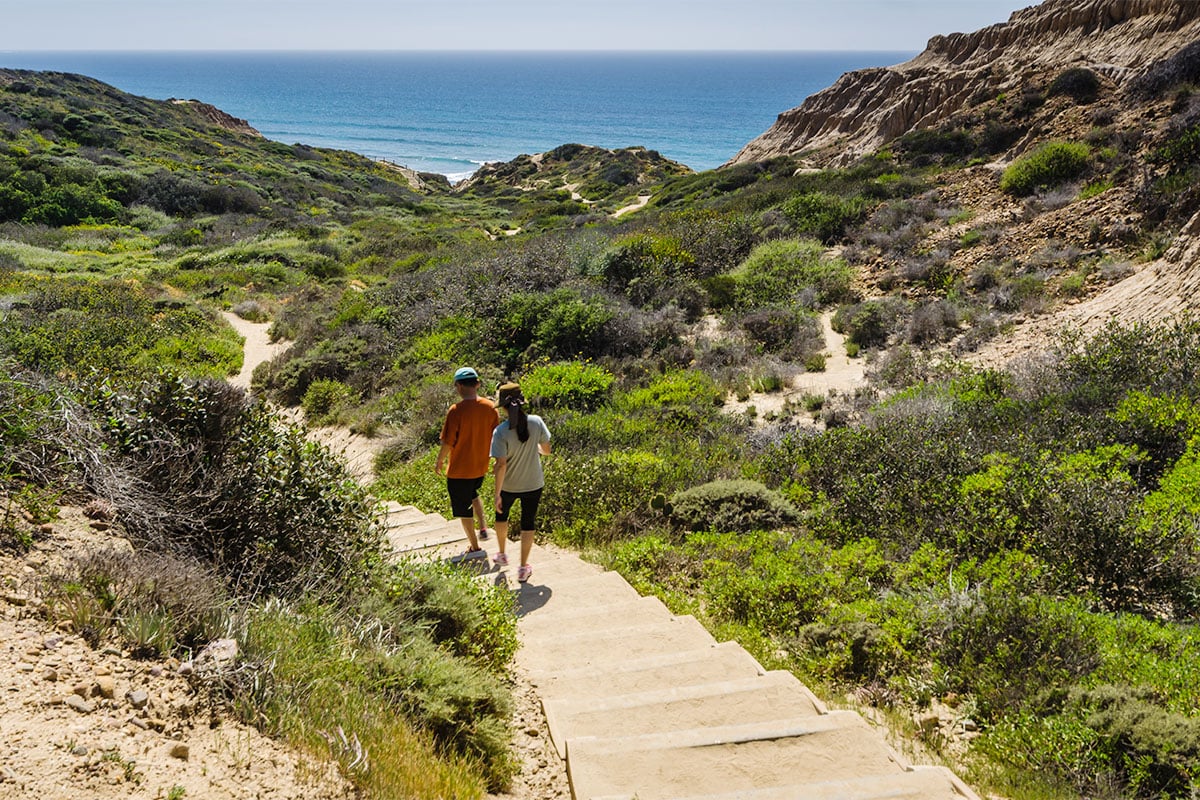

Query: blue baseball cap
453 366 479 382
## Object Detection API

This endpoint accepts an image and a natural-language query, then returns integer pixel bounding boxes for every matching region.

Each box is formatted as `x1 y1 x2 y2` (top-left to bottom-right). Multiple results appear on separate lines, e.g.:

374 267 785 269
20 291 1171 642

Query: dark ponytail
506 397 529 442
497 382 530 442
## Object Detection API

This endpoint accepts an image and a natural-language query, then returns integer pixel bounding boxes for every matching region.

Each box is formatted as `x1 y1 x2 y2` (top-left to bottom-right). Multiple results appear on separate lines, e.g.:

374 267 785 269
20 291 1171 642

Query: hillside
5 2 1200 798
724 0 1200 365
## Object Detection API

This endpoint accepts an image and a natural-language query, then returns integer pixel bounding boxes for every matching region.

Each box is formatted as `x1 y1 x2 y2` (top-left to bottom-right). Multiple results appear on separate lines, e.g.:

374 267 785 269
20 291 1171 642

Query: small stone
73 683 90 698
149 666 163 678
918 713 940 734
177 662 194 677
42 668 58 682
128 716 149 730
148 717 166 731
71 745 88 756
47 695 64 706
96 676 116 699
39 523 54 535
126 689 149 710
101 647 122 657
194 639 238 675
17 663 34 673
65 695 94 714
169 743 189 760
525 727 540 737
88 521 110 532
962 718 979 732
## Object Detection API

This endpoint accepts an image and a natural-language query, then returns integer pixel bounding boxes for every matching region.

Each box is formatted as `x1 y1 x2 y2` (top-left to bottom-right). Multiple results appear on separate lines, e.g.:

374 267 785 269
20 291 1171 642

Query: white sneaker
493 552 509 566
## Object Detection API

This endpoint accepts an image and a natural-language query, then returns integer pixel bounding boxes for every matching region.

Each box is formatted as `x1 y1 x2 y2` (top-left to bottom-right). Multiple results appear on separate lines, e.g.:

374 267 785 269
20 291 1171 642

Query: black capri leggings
496 487 543 531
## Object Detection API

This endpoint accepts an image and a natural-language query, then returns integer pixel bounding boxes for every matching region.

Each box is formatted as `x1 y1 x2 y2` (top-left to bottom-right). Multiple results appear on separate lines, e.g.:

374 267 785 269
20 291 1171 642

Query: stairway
384 503 980 800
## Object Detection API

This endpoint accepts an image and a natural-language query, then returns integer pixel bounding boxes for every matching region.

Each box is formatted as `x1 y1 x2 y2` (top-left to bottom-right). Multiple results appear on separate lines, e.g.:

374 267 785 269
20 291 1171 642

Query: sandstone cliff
169 98 261 137
730 0 1200 167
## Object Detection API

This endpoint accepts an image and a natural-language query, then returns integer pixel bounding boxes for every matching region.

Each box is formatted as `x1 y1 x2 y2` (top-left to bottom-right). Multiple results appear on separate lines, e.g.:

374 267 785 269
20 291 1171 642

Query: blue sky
4 1 1034 51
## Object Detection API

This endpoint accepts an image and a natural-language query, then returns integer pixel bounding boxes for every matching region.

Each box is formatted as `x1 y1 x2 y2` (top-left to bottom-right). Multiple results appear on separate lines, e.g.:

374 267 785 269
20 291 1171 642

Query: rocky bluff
730 0 1200 167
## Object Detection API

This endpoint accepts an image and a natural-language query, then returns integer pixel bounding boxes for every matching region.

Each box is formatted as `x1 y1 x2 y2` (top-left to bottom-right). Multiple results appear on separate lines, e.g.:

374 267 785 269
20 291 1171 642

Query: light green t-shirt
490 414 551 493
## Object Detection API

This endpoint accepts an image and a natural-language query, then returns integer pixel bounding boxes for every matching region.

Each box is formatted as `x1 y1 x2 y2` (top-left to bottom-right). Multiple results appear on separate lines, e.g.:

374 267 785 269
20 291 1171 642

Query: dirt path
220 311 289 391
723 310 866 421
611 193 651 218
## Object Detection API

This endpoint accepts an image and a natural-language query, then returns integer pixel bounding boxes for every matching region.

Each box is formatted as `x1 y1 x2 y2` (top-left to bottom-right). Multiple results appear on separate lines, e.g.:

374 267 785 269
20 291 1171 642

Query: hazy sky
4 1 1035 51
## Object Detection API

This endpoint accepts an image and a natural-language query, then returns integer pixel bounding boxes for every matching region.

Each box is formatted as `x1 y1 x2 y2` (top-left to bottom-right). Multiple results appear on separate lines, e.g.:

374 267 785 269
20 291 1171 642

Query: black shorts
496 487 543 531
447 476 484 518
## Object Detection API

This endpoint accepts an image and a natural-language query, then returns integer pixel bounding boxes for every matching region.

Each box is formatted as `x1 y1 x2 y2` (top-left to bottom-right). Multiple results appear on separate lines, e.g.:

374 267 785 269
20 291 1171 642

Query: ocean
1 51 913 180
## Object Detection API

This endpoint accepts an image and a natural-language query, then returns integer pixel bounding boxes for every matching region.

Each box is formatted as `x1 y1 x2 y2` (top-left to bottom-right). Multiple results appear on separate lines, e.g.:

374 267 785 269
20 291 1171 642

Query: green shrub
88 374 383 596
781 192 866 243
620 369 724 412
933 552 1099 720
740 306 823 357
44 547 228 657
732 239 854 310
832 301 892 349
496 289 617 370
984 686 1200 798
241 600 504 797
669 479 800 533
301 378 356 424
1000 141 1091 196
1152 124 1200 173
383 560 518 672
520 361 614 411
590 233 701 313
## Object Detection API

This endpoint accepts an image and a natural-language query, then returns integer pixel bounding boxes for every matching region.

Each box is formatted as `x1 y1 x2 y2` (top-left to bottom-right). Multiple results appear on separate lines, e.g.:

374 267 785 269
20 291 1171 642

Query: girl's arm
492 456 507 511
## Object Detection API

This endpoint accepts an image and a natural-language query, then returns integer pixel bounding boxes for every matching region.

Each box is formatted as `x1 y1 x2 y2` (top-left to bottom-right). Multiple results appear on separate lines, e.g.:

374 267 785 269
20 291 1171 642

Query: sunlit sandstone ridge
729 0 1200 167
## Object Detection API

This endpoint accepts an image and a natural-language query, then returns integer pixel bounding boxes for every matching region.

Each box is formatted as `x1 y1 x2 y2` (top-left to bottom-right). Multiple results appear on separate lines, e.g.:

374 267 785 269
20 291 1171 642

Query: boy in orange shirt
435 366 499 558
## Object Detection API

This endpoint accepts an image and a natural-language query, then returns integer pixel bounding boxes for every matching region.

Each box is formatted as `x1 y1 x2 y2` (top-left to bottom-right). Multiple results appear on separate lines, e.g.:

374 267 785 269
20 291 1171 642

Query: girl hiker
490 382 551 582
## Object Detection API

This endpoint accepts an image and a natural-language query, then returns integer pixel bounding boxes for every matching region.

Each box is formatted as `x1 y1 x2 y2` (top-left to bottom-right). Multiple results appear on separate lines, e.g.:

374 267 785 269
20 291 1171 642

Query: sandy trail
723 310 867 420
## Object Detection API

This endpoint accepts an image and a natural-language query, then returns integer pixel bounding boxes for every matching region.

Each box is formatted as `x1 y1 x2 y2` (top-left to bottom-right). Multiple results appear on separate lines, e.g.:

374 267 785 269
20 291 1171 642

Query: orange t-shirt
440 397 499 478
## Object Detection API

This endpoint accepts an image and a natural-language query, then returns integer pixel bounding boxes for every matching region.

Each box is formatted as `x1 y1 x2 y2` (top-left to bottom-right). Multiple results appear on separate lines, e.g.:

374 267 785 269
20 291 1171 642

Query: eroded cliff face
729 0 1200 167
170 99 262 138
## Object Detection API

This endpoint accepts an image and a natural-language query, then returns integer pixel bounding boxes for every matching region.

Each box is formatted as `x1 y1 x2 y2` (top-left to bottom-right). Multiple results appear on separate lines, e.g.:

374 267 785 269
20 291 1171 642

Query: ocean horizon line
3 48 913 56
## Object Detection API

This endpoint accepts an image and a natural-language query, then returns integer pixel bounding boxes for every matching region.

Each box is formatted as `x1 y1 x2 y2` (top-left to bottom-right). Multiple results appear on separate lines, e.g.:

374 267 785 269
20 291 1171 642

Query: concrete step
588 766 980 800
543 670 826 758
519 594 672 637
529 641 766 703
387 527 466 554
382 503 428 524
386 513 456 537
565 712 909 800
519 614 716 673
513 571 643 620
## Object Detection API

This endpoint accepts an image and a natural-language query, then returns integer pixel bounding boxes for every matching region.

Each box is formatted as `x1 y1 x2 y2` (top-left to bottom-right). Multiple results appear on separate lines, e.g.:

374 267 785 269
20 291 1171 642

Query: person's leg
459 516 479 548
516 489 541 581
472 495 489 538
448 479 482 551
520 528 534 566
493 491 512 564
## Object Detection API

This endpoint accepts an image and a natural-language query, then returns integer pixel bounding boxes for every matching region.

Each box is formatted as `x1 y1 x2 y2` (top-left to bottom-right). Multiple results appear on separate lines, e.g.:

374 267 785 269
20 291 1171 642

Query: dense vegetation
4 56 1200 800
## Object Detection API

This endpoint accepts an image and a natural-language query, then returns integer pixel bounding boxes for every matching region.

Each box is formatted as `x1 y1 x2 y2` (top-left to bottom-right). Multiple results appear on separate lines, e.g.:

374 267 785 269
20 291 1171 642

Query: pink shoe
493 552 509 566
517 564 532 583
